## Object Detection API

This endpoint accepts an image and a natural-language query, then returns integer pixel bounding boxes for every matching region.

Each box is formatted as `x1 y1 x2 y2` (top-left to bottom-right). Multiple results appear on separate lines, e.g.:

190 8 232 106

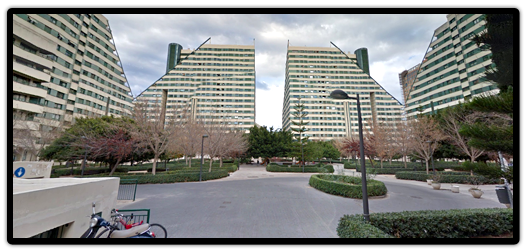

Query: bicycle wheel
148 223 167 238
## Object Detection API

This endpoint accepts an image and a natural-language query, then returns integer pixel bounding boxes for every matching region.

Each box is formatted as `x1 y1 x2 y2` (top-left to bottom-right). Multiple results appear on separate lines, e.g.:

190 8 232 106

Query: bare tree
130 99 176 175
201 114 229 172
393 120 412 168
13 110 65 161
408 116 447 174
82 128 135 175
440 108 485 163
170 105 203 168
217 127 248 167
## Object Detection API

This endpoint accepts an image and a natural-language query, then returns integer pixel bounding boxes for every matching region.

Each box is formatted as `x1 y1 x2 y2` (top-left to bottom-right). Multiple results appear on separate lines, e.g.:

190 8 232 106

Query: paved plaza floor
116 163 510 238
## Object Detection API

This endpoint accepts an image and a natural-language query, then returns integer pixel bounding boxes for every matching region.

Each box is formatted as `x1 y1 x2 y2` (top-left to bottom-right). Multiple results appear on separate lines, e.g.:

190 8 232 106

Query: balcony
13 81 47 98
13 62 50 83
13 45 53 70
13 99 44 114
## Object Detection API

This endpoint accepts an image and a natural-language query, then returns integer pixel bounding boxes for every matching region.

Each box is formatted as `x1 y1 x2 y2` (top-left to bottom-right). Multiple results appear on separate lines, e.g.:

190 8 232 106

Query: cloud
256 80 271 91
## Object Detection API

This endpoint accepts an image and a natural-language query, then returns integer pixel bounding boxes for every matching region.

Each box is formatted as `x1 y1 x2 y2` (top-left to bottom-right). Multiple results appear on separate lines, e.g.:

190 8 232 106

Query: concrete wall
13 161 53 179
13 177 119 238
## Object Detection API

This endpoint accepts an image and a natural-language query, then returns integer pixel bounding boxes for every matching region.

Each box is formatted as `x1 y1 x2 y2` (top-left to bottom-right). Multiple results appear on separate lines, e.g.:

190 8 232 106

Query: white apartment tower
12 14 134 161
137 39 256 131
282 42 404 141
405 14 498 118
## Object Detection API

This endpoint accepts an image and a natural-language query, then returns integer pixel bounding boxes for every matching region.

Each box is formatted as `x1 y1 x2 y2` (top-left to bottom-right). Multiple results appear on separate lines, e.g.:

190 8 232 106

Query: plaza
116 163 508 238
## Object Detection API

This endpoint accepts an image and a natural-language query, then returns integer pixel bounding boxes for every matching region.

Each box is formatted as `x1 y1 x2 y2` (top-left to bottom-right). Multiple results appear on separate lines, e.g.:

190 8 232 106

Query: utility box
495 185 511 204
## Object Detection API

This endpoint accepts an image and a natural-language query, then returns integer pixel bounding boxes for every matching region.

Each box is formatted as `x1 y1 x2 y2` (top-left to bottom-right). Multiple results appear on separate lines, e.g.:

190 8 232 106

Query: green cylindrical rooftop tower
166 43 183 74
354 47 370 75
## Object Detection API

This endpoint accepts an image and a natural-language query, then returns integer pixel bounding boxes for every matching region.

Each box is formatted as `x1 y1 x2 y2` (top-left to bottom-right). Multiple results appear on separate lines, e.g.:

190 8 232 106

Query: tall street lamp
330 89 370 222
199 134 208 182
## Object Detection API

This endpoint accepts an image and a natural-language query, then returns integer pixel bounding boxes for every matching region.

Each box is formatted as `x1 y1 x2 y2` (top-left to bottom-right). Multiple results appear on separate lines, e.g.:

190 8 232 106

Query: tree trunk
403 155 407 168
209 158 213 172
220 157 223 168
425 160 429 174
368 157 375 168
152 155 159 175
380 158 384 168
109 159 122 176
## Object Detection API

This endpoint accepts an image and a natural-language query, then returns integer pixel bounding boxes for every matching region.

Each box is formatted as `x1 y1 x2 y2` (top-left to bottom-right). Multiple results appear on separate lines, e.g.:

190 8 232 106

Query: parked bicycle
81 203 156 238
95 208 167 238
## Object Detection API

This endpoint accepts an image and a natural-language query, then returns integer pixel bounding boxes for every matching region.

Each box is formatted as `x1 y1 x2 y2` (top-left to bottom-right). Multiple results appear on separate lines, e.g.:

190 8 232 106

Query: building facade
12 14 134 161
399 62 421 105
404 14 498 118
282 43 404 141
137 40 256 131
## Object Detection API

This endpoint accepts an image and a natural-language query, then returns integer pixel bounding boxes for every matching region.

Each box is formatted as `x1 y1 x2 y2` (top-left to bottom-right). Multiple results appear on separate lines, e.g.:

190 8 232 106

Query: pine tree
461 14 514 156
290 97 309 171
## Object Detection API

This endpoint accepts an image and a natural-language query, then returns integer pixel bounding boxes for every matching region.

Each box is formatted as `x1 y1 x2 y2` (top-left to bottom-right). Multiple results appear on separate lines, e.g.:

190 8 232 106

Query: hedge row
394 171 501 184
266 164 334 173
343 160 461 169
84 169 230 184
309 174 387 199
355 166 447 174
51 163 238 178
337 208 513 238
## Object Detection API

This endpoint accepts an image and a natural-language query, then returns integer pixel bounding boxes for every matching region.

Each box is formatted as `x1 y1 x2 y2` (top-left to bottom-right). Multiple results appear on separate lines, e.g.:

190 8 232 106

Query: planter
470 189 484 198
427 179 433 185
451 185 460 193
431 182 441 190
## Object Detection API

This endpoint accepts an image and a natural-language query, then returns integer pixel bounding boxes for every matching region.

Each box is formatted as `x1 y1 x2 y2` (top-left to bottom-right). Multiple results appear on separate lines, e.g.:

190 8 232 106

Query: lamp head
203 134 208 138
330 90 351 100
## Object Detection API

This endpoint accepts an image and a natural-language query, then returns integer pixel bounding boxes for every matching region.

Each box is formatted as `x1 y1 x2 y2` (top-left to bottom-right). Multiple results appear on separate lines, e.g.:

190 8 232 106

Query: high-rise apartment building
405 14 498 118
137 39 256 131
12 14 134 161
282 43 404 141
399 62 421 105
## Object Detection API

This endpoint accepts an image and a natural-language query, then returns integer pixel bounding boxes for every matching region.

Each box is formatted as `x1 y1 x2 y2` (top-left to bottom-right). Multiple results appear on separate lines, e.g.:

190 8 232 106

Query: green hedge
356 166 446 174
52 163 238 178
266 164 334 173
309 174 387 199
343 162 356 169
84 169 230 184
337 208 513 238
394 171 501 184
50 167 128 177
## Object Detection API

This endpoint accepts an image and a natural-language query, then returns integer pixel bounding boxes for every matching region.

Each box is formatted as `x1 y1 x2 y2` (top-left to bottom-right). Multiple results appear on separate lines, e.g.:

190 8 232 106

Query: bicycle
96 209 167 238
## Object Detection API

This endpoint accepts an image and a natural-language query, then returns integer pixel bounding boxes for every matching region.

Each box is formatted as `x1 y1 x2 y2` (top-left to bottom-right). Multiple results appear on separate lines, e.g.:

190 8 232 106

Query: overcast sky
104 14 446 129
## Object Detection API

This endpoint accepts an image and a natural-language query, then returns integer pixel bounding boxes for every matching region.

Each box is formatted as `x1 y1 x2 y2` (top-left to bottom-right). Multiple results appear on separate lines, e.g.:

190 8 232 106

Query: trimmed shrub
343 162 356 169
50 167 128 177
336 216 392 238
266 164 334 173
355 165 446 173
394 171 501 184
309 174 387 199
337 208 513 238
84 169 230 184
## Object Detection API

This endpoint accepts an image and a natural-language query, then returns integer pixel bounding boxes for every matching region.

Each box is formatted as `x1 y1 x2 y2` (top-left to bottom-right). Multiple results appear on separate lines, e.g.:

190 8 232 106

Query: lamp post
199 134 208 182
426 140 435 172
330 89 370 222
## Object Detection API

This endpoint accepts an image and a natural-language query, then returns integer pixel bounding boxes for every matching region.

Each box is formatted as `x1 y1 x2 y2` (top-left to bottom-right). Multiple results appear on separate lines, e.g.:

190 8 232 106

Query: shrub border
308 174 387 199
337 208 514 239
266 164 334 173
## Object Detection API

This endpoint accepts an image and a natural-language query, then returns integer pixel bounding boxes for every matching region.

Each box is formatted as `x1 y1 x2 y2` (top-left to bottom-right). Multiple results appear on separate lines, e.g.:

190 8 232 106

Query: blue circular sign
14 167 25 178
